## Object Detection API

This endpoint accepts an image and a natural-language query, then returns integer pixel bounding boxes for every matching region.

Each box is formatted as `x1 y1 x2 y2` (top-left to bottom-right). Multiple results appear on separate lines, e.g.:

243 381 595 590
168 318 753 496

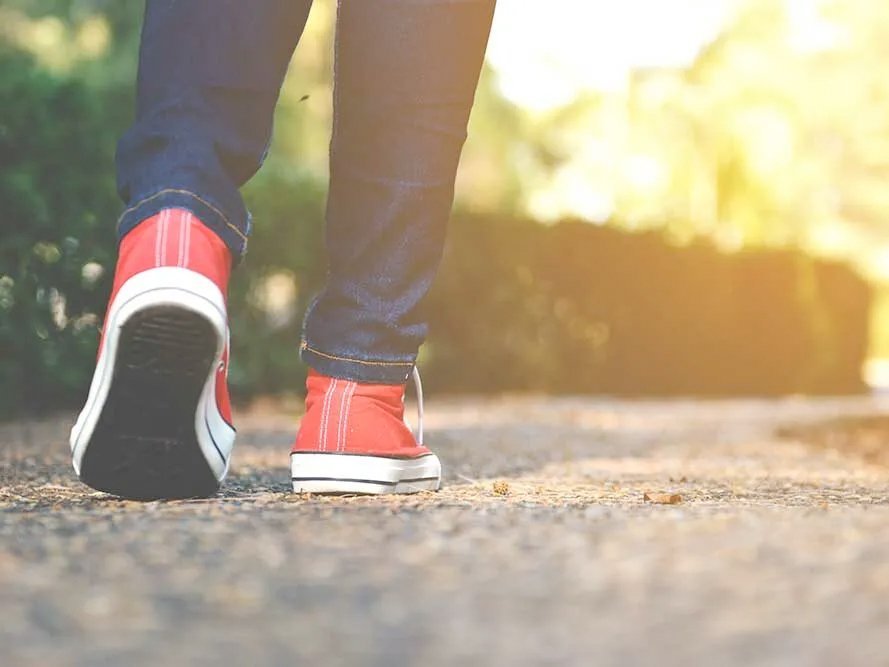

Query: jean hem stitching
301 342 414 368
117 188 248 243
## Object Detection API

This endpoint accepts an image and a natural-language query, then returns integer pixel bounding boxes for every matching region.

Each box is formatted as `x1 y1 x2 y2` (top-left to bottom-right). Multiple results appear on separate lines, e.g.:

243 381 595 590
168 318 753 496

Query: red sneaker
291 368 441 494
70 208 235 499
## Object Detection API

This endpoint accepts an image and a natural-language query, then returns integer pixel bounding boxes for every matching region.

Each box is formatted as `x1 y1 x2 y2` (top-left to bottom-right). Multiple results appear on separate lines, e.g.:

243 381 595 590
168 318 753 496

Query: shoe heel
78 305 221 500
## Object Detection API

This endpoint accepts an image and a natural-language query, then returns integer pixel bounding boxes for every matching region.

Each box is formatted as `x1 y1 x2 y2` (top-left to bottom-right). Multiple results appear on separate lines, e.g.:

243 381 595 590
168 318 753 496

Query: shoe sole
290 452 442 495
78 306 220 500
70 267 234 500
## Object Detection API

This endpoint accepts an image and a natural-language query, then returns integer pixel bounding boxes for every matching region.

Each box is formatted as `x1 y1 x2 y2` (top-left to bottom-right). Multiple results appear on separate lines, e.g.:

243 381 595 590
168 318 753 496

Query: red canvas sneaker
291 368 441 494
69 208 236 499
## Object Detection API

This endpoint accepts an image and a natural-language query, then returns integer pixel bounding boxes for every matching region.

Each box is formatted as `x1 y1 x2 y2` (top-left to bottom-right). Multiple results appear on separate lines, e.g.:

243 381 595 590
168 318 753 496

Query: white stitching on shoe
154 209 166 267
319 378 338 452
160 210 170 265
327 379 342 452
175 211 183 267
336 381 356 453
347 381 357 451
348 381 358 450
335 382 346 453
177 210 187 267
183 210 192 269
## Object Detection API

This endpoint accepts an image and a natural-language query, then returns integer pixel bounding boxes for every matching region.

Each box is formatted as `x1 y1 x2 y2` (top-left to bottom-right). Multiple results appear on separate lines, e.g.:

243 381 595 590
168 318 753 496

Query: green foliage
0 47 120 415
425 215 870 396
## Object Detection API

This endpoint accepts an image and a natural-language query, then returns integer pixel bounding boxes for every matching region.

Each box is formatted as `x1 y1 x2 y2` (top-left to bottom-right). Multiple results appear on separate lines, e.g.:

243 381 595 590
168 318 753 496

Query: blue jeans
116 0 495 383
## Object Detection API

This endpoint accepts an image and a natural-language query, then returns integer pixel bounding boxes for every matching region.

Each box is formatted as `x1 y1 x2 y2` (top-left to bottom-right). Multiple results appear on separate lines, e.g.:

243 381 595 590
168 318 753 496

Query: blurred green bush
425 215 871 395
0 47 120 416
0 48 872 419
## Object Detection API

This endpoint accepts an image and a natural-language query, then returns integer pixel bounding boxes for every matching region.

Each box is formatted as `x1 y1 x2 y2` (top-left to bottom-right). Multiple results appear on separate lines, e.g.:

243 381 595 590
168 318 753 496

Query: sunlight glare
486 0 736 111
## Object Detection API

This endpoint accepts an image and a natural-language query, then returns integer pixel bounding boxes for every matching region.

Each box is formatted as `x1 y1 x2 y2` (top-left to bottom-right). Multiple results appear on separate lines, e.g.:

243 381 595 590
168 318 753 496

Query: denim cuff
299 339 415 385
117 188 250 259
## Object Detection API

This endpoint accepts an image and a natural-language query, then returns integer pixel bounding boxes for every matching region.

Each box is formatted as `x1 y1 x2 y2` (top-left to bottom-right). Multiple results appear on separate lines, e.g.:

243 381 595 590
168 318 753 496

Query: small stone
643 492 682 505
492 481 510 496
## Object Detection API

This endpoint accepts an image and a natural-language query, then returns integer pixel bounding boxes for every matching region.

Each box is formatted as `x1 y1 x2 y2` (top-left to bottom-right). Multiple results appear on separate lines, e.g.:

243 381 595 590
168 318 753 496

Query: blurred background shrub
0 46 119 415
425 216 869 395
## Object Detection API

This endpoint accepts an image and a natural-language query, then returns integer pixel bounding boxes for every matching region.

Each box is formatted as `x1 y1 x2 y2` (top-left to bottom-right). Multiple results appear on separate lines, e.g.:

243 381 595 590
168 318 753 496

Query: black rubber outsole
79 305 221 500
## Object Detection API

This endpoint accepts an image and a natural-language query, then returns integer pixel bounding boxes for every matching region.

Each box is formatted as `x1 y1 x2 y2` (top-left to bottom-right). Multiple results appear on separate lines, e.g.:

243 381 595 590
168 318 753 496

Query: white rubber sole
69 267 235 489
290 452 442 494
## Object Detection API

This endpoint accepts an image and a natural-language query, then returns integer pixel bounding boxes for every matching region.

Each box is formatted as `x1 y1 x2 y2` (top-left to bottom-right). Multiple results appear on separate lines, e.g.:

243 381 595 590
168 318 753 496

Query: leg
72 1 313 499
116 0 314 258
291 0 495 494
300 0 496 383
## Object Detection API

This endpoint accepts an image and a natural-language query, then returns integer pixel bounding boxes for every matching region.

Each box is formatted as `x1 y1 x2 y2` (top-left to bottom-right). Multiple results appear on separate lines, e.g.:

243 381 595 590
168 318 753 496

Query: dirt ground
4 395 889 666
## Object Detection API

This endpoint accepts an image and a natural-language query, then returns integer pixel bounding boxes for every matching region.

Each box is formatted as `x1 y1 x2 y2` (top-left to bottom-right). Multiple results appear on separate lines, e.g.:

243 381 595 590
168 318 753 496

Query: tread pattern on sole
79 306 220 500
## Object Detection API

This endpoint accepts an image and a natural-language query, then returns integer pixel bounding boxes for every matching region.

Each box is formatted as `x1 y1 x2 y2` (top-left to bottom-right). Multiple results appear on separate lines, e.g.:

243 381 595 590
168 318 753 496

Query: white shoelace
405 366 425 446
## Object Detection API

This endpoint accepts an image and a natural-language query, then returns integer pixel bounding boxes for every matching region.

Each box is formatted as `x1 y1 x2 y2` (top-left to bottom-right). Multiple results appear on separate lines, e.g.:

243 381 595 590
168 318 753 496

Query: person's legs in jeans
291 0 495 493
116 0 314 254
71 1 314 499
300 0 496 383
71 0 496 498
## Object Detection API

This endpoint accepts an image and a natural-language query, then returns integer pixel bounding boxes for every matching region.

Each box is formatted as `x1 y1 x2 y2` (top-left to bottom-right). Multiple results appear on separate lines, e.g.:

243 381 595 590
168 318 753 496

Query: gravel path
4 396 889 666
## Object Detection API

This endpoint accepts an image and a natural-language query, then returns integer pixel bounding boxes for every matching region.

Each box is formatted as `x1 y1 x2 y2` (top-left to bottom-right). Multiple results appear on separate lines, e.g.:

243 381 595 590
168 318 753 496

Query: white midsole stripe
290 452 441 495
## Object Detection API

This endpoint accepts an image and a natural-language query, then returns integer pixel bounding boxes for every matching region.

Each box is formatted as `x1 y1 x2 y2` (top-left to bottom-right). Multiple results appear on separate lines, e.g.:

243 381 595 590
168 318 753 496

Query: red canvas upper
109 208 231 307
292 369 431 458
104 209 233 425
